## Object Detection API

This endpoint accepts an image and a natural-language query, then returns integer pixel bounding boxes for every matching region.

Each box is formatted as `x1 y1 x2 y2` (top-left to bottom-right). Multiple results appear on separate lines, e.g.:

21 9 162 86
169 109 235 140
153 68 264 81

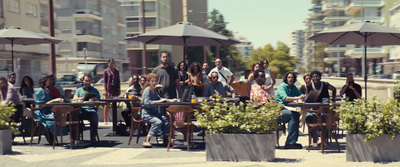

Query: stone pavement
1 122 399 167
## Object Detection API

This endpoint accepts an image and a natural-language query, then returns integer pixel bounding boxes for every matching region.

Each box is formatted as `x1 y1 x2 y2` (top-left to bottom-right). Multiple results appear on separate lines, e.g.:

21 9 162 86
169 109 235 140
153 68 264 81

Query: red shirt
49 86 61 99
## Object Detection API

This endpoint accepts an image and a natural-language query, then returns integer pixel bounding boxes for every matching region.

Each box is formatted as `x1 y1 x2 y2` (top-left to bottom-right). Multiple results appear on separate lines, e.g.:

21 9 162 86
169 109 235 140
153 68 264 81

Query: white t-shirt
208 66 233 84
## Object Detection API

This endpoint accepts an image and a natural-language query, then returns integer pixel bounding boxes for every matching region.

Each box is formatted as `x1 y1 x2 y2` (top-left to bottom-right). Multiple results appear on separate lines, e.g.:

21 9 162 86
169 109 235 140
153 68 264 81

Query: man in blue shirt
73 74 101 143
205 71 236 98
275 71 305 149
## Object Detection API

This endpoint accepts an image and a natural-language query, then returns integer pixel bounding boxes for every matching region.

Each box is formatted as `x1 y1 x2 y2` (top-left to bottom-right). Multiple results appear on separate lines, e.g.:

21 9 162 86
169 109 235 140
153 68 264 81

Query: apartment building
384 1 400 75
0 0 60 86
56 0 128 81
120 0 207 75
235 37 253 58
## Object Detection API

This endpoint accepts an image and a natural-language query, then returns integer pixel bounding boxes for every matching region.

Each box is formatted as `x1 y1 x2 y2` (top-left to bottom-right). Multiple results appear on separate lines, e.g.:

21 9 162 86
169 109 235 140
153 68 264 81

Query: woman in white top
260 59 276 96
247 62 261 95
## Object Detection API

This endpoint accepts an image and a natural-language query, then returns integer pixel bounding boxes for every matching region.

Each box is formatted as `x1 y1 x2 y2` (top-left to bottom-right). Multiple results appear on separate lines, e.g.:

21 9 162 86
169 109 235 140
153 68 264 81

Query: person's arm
229 75 235 85
267 70 276 91
142 88 167 108
103 70 108 95
349 84 361 98
176 78 182 97
327 83 337 102
72 88 83 101
225 84 236 97
284 95 305 102
340 84 347 95
188 74 192 87
247 74 254 95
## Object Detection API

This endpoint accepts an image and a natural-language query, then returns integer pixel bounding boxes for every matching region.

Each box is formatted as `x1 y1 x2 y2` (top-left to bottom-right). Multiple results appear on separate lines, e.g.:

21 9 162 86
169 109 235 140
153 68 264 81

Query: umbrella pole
11 39 14 72
364 35 367 99
183 37 187 63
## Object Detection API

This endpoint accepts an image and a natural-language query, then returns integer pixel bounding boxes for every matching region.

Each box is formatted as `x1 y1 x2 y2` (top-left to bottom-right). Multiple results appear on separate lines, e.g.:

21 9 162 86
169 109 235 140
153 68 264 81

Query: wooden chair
28 104 47 145
128 107 157 145
306 106 340 154
166 105 195 152
51 106 81 149
230 82 248 97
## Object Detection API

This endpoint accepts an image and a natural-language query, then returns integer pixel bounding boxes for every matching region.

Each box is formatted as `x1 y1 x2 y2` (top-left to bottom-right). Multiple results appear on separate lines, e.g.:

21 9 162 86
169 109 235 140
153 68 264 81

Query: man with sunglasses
205 71 236 98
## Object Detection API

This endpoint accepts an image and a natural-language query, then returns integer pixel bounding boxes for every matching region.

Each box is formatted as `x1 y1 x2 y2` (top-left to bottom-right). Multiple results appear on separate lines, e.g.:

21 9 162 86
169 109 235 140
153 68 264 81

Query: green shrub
196 98 283 134
394 79 400 101
336 97 400 142
0 102 17 130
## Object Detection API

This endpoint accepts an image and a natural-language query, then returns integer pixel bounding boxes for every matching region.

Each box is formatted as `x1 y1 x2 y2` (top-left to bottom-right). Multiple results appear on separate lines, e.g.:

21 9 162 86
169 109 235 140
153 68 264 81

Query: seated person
121 74 142 127
72 74 101 143
340 73 361 101
34 75 65 144
0 77 24 125
275 71 306 149
306 70 337 144
141 74 178 148
250 69 274 104
205 71 236 98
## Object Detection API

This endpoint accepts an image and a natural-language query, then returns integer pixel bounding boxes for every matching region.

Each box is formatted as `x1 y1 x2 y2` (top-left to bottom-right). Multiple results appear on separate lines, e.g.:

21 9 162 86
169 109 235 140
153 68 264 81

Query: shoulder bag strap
218 71 228 83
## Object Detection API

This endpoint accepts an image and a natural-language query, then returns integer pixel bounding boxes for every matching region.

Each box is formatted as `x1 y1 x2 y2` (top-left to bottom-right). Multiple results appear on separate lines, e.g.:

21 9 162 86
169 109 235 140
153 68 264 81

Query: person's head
303 73 311 85
7 73 16 84
0 77 8 90
283 71 297 86
254 69 265 86
189 62 201 74
251 62 261 73
310 71 322 84
202 62 209 72
160 51 170 65
108 59 115 69
146 73 159 89
211 71 219 84
346 73 354 84
139 75 146 87
38 75 51 89
82 74 92 88
260 59 269 69
177 61 187 72
20 76 34 94
129 74 140 87
215 58 222 69
48 75 56 87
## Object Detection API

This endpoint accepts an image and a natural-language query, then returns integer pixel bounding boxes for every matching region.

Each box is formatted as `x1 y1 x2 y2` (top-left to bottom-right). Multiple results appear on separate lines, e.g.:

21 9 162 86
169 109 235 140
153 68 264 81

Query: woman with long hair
247 62 261 95
300 73 311 95
20 76 35 107
188 61 204 97
260 59 276 96
103 58 121 124
177 61 189 100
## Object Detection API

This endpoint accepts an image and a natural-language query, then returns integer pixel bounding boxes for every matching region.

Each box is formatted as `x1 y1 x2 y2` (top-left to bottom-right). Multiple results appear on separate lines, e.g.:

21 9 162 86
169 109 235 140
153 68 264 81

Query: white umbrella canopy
0 26 63 72
308 21 400 98
126 22 240 62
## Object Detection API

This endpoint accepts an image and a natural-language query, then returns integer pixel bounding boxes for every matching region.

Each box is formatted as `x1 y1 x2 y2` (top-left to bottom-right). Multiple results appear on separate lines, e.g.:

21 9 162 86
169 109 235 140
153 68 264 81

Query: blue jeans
277 109 300 145
142 106 170 136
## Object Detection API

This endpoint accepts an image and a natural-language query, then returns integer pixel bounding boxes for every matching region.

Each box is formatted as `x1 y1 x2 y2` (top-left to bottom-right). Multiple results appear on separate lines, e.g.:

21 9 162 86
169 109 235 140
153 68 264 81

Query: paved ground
1 122 399 167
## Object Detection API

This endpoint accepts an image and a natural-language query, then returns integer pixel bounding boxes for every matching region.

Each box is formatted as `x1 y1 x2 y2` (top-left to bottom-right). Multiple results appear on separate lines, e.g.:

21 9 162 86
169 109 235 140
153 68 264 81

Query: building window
25 3 38 17
7 0 20 13
34 61 40 72
77 42 102 53
0 0 4 18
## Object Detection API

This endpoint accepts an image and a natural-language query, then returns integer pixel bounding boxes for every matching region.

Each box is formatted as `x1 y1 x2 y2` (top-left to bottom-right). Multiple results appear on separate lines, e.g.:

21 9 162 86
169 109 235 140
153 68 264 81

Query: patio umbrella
125 22 240 62
308 21 400 98
0 26 63 72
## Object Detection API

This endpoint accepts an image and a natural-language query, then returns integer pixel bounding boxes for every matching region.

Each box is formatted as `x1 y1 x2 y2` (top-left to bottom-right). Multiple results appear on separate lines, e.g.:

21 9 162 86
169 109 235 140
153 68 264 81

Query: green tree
247 42 297 78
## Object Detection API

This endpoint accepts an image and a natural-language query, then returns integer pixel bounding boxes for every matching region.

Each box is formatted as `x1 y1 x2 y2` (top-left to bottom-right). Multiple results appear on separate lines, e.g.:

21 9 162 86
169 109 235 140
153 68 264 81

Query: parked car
57 75 77 85
96 78 104 84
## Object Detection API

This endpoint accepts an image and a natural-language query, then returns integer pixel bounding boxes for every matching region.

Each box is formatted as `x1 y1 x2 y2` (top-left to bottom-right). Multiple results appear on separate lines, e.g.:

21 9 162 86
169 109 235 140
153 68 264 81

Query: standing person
202 62 210 84
188 62 204 97
250 69 274 104
152 51 181 99
207 58 235 85
20 76 35 107
275 71 305 149
177 61 189 100
141 74 179 147
247 62 261 95
73 74 101 143
260 59 276 96
8 73 16 85
34 75 65 144
205 72 237 98
340 73 362 101
300 73 311 94
103 58 121 124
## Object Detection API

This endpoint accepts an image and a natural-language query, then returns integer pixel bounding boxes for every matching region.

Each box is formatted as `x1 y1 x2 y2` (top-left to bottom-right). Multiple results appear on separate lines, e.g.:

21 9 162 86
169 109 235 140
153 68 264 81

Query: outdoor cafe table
100 97 134 135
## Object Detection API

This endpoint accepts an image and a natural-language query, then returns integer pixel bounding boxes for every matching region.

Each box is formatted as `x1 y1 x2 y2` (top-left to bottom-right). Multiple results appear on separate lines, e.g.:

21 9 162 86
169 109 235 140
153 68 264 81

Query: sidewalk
1 123 399 167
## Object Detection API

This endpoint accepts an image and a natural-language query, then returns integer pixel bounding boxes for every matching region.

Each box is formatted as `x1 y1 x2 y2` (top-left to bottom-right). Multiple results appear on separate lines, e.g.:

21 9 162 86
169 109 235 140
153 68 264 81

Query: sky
208 0 313 49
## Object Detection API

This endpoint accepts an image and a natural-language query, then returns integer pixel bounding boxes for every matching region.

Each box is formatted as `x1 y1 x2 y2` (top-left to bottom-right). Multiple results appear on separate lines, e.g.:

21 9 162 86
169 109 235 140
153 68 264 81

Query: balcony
324 46 349 53
323 15 352 24
76 29 101 37
345 47 386 59
345 1 383 15
349 17 384 23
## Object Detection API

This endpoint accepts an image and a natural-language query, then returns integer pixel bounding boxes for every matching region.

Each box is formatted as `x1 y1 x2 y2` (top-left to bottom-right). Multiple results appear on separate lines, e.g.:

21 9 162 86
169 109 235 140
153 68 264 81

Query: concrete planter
206 133 275 162
347 134 400 162
0 129 12 155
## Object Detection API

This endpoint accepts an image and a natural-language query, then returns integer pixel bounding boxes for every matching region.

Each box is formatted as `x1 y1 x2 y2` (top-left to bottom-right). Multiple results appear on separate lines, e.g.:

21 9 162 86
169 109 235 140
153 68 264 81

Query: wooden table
45 102 107 107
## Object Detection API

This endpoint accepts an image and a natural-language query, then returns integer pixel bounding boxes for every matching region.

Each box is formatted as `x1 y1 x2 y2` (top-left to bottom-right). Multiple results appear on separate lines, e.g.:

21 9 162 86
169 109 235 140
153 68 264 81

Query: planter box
206 133 275 162
0 129 12 155
347 134 400 162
